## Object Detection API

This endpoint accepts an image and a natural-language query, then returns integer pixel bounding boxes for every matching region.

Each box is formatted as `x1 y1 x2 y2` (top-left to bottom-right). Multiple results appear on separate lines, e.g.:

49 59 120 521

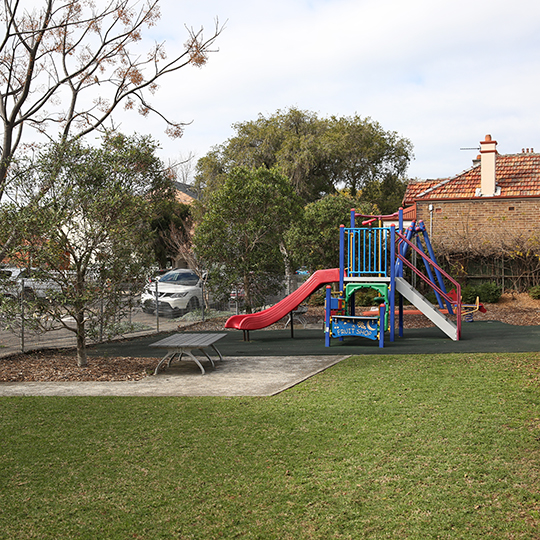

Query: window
160 270 199 286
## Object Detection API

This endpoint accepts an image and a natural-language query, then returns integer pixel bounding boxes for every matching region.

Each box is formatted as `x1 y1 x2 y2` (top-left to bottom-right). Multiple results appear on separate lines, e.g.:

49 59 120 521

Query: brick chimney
479 134 497 196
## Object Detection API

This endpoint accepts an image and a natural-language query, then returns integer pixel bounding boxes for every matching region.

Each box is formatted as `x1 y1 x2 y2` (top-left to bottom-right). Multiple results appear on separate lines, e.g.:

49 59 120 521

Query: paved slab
0 355 347 397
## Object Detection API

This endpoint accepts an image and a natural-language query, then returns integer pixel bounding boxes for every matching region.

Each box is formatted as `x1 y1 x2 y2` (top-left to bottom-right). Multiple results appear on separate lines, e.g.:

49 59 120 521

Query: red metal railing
396 231 461 340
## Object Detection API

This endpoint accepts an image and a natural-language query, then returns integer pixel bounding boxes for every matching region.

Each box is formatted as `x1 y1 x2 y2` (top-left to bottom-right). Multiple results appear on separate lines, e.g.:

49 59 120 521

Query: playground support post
379 302 385 348
339 225 345 292
390 225 395 342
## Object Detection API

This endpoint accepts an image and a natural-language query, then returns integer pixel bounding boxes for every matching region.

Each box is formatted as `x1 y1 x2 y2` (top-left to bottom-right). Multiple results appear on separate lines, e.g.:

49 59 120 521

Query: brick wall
415 198 540 253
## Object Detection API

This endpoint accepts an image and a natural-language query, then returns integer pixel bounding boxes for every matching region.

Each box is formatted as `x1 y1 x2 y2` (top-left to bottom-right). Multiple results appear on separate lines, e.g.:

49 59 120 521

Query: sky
23 0 540 181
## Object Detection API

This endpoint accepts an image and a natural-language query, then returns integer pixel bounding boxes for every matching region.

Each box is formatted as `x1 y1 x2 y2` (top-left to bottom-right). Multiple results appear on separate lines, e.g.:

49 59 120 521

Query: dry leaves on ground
0 350 157 382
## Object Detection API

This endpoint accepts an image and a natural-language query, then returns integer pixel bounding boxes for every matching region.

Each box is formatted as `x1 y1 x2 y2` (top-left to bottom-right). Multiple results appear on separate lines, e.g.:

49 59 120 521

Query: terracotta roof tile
403 153 540 205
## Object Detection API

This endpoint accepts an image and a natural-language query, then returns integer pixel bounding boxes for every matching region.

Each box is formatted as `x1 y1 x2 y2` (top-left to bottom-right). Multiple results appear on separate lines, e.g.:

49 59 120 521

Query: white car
0 267 59 300
140 269 203 318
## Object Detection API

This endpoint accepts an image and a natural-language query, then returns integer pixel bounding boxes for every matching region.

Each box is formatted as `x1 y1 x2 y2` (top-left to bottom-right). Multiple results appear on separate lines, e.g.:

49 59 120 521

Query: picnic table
149 333 226 375
284 305 308 329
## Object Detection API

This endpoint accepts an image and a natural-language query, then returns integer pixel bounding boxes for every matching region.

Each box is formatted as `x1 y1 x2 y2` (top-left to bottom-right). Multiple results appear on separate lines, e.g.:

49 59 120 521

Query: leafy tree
195 107 413 205
285 193 372 272
1 134 171 367
194 166 303 313
360 173 409 215
0 0 222 192
328 115 412 198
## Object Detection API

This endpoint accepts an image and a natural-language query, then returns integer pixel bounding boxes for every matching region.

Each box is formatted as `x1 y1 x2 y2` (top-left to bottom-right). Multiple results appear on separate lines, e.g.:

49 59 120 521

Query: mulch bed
1 293 539 383
0 349 156 382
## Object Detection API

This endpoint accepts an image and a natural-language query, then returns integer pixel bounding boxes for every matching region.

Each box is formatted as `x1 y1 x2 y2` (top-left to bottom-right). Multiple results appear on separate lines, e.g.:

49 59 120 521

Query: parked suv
0 267 59 300
140 269 203 318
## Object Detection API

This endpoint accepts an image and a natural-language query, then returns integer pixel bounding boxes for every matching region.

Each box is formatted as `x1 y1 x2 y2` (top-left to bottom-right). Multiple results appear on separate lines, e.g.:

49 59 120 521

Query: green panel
344 282 389 331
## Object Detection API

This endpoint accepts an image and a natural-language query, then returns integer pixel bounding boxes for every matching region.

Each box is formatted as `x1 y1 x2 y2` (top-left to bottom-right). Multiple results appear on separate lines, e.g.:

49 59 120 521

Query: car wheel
141 301 155 315
186 297 199 312
22 288 36 301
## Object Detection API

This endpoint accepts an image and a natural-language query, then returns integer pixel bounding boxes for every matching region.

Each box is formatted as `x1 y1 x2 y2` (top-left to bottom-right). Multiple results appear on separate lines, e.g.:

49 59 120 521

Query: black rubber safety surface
88 321 540 359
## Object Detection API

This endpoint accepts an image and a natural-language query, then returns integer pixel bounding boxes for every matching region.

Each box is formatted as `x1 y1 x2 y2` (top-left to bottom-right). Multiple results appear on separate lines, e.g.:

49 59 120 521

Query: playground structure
324 208 462 348
226 207 466 347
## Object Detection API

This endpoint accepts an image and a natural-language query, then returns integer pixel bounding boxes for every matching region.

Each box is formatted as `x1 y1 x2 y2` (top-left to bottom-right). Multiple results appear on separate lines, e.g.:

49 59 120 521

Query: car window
160 271 199 286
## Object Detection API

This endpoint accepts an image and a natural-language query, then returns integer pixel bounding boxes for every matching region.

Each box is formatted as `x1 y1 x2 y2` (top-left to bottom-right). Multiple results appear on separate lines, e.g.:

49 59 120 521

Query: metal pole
201 280 206 322
20 278 25 353
99 294 104 342
155 280 159 333
390 225 395 342
339 225 345 292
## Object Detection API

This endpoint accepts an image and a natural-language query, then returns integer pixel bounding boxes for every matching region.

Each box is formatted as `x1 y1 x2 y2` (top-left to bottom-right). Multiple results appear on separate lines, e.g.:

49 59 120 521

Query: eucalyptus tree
195 107 412 205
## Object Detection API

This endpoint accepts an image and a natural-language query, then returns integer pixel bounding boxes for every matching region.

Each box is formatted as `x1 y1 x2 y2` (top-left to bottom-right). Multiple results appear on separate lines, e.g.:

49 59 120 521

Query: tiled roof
403 152 540 205
174 181 198 203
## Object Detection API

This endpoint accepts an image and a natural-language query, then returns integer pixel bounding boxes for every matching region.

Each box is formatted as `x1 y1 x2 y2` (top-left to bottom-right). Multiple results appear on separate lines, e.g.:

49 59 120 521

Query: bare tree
165 220 212 309
0 0 223 199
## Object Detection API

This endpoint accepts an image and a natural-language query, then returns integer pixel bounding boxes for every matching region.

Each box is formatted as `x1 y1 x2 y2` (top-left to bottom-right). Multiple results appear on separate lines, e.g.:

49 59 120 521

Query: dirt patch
1 293 539 383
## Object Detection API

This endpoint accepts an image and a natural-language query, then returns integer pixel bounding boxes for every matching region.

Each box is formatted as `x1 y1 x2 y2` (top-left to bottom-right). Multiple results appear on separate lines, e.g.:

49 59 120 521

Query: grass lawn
1 352 539 539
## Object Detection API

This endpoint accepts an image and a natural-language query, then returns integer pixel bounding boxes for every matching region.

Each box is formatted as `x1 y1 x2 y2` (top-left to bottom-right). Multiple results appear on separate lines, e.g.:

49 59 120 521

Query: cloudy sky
51 0 540 181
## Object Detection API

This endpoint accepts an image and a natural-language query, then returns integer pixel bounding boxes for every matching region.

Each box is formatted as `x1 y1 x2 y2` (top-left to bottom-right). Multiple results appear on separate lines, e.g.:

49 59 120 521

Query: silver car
141 269 203 318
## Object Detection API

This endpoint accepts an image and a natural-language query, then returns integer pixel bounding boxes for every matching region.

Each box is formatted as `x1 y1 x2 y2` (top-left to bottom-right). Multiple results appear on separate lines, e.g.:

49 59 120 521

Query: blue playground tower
324 208 462 348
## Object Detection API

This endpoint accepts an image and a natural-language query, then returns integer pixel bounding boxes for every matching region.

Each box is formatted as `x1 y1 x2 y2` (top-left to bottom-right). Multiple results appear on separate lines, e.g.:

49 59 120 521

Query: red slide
225 268 340 331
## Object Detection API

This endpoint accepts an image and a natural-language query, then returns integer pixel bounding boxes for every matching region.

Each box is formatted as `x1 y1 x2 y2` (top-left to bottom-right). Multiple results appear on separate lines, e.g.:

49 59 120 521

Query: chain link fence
0 273 311 356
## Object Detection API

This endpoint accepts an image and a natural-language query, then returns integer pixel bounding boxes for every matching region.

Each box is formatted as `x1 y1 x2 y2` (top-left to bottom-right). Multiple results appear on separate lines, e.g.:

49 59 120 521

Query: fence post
501 255 505 292
155 280 159 333
201 280 206 322
20 278 25 353
99 294 104 343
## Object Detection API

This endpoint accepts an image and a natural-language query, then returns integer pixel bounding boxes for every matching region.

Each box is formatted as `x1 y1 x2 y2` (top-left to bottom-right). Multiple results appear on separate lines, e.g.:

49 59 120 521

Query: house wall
415 198 540 252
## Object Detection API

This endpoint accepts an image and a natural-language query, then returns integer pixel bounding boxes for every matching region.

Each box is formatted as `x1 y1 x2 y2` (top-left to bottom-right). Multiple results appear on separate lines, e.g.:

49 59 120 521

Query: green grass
1 352 540 539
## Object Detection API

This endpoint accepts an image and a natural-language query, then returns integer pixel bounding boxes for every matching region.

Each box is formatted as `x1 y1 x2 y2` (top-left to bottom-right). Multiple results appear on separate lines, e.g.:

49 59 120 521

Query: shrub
462 282 502 304
461 285 478 304
477 282 502 303
355 289 378 306
529 285 540 300
308 289 326 306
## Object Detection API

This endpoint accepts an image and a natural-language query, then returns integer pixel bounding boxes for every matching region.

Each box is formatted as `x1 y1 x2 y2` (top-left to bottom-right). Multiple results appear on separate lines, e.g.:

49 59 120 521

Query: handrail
396 231 461 340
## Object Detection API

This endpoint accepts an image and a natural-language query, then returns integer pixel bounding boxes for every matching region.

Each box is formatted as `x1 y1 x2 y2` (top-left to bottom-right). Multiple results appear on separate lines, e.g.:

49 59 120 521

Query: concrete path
0 355 348 397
